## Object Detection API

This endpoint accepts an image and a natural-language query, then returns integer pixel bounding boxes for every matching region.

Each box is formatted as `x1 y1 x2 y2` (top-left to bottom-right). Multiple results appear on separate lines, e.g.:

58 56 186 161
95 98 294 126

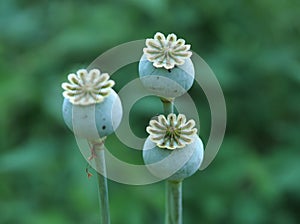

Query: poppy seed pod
142 114 204 181
139 32 195 98
61 69 122 140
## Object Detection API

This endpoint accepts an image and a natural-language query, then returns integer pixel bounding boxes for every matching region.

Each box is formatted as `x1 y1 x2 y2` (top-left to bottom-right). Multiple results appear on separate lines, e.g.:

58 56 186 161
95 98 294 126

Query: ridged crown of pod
143 32 192 70
61 69 115 106
146 114 197 150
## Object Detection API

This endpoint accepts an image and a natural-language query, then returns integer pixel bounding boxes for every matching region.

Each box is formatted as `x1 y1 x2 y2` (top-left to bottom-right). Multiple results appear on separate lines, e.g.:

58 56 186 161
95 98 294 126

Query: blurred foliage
1 0 300 223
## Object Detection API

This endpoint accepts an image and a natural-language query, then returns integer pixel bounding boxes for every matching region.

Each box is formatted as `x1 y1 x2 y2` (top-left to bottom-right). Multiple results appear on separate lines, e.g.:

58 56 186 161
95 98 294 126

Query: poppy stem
161 97 174 114
90 139 110 224
161 98 183 224
166 180 182 224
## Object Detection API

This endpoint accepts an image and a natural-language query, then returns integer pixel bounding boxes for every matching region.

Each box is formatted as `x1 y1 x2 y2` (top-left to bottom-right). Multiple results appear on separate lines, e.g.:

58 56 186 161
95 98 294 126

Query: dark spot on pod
102 125 106 130
168 69 171 73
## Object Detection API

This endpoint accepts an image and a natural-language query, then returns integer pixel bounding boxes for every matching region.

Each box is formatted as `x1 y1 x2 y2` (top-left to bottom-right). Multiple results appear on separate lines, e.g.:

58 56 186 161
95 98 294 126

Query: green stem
166 180 182 224
161 98 183 224
161 97 174 114
90 139 111 224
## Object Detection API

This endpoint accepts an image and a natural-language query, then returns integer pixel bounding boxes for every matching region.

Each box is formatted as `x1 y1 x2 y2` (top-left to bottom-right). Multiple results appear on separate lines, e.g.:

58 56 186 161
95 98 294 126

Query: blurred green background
1 0 300 223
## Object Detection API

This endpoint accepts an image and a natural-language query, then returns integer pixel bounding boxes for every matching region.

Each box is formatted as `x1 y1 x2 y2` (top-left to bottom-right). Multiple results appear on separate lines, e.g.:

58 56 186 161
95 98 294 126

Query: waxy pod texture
62 89 122 140
143 134 204 181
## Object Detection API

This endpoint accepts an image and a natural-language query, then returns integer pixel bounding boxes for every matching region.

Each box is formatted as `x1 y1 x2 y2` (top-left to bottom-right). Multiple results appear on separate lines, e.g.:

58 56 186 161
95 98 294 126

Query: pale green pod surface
143 135 204 181
139 54 195 98
62 89 122 139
